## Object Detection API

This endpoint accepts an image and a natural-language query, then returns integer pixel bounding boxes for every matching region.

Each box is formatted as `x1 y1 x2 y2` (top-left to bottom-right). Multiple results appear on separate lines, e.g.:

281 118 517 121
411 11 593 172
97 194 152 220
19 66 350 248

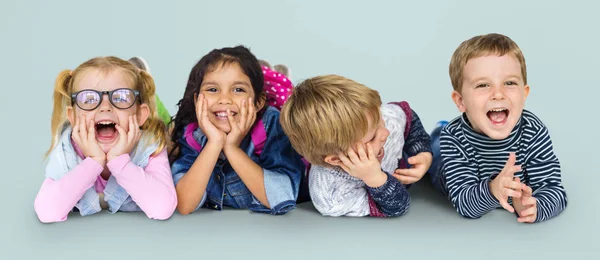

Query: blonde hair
280 75 382 167
449 33 527 93
46 56 167 158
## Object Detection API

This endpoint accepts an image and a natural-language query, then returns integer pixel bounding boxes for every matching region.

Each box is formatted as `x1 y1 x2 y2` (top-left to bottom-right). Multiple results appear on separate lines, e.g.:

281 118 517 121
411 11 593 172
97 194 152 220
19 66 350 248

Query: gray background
1 0 597 259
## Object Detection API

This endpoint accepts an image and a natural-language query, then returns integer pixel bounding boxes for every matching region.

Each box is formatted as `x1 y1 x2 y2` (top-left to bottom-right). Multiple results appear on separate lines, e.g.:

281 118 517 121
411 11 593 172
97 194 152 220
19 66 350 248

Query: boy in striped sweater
280 75 432 217
428 33 567 223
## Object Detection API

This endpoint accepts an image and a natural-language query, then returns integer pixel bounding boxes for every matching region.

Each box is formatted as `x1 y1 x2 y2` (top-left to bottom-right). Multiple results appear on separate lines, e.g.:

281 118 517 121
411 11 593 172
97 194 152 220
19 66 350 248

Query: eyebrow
471 74 522 82
201 81 251 87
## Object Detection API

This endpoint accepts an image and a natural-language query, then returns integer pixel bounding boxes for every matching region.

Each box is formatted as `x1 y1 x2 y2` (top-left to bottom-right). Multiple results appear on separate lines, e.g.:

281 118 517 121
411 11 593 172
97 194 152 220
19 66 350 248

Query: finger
501 152 516 176
502 187 522 198
87 119 96 142
239 99 247 128
407 154 425 165
79 115 88 141
346 146 360 164
133 116 141 141
520 206 537 217
504 179 525 191
128 116 136 144
499 197 514 213
356 143 368 161
202 98 210 121
72 115 80 137
337 152 353 171
394 168 419 178
366 143 377 160
114 124 127 146
247 97 256 128
517 215 535 223
522 196 537 207
226 109 239 132
392 174 419 185
522 185 533 197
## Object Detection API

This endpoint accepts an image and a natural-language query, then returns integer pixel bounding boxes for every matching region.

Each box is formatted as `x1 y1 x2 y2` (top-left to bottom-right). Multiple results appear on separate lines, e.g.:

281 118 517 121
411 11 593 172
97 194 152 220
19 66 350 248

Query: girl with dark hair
169 45 306 215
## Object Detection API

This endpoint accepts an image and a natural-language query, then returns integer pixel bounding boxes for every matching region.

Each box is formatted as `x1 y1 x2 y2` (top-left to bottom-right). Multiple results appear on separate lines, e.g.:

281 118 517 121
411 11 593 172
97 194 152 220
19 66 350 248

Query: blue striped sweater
440 110 567 222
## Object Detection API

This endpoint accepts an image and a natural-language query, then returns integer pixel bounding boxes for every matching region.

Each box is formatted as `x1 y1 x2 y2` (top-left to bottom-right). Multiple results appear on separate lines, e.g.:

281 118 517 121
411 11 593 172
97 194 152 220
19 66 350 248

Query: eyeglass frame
71 88 141 111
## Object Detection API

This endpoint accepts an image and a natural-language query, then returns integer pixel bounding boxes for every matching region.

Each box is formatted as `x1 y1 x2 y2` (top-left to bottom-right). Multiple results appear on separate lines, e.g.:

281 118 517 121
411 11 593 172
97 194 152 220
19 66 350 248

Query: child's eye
204 87 218 92
476 83 489 88
233 87 246 93
505 81 518 86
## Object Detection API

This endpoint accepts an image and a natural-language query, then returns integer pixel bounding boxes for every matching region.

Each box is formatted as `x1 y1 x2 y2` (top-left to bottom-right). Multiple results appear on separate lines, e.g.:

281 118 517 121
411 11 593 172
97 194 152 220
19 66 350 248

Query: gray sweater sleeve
308 165 370 217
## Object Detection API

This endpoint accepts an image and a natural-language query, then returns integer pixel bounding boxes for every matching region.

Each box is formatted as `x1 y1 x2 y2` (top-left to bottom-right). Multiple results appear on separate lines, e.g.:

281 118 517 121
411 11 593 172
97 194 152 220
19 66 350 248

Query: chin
99 143 113 154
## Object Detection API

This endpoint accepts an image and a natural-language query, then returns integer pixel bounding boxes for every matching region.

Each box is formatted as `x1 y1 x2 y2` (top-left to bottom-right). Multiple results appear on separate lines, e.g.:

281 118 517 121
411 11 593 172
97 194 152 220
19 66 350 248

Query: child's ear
523 84 530 99
137 104 150 127
256 92 267 111
324 154 343 167
451 90 466 113
66 106 75 126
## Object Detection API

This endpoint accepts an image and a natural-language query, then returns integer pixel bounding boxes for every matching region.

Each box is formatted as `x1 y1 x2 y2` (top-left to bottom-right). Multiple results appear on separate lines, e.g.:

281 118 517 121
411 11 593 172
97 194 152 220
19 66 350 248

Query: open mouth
95 120 118 142
214 111 238 120
487 108 509 125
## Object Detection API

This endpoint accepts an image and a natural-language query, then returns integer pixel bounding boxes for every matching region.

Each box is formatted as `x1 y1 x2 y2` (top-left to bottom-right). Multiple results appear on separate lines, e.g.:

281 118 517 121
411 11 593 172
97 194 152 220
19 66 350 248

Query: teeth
96 121 114 125
215 112 237 117
489 108 506 112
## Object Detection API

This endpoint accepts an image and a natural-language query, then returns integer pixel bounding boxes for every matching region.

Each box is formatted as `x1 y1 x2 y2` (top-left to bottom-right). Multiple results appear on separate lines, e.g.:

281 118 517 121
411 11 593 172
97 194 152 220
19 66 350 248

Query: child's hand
195 93 226 147
72 114 105 166
490 152 525 213
338 143 387 187
107 116 141 161
393 152 432 185
513 179 537 223
224 97 256 153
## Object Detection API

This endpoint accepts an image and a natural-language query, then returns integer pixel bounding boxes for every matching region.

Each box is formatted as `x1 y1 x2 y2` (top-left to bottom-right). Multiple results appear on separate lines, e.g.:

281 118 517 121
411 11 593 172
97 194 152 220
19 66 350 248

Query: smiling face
355 112 390 162
66 68 149 153
199 62 264 133
452 54 530 139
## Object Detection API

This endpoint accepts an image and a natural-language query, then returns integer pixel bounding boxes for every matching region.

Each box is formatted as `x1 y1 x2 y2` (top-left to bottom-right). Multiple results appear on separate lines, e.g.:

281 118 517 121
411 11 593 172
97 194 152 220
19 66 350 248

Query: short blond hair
280 75 382 166
449 33 527 93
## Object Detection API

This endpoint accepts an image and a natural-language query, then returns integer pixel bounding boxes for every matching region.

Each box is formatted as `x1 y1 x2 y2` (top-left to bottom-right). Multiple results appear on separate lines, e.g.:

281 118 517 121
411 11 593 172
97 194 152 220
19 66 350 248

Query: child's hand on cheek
107 115 141 162
338 143 387 188
72 114 106 166
224 97 256 153
196 93 226 148
393 152 433 185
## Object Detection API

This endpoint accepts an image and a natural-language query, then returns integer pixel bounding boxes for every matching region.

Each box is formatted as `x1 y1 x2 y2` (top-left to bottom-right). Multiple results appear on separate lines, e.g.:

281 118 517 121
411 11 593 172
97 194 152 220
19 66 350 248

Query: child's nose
491 84 506 100
218 93 233 105
98 94 113 112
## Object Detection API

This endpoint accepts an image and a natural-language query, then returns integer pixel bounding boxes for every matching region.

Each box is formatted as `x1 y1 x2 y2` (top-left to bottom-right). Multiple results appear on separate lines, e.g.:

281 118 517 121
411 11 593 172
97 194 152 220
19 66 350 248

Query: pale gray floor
1 0 597 259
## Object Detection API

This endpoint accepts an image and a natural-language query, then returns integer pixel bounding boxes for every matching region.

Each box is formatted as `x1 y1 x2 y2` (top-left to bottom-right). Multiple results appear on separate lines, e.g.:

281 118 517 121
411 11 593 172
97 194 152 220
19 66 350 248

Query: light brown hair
449 33 527 93
279 75 382 166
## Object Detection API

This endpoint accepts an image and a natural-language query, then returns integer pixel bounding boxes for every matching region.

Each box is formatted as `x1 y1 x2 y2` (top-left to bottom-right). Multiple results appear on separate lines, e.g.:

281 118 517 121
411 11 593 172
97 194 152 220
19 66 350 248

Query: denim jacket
171 106 306 215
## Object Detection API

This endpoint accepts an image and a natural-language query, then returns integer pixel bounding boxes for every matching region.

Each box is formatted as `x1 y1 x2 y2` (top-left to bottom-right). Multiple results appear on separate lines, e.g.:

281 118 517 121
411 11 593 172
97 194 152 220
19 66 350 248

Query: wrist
361 170 388 188
91 156 106 166
205 140 224 151
223 145 242 155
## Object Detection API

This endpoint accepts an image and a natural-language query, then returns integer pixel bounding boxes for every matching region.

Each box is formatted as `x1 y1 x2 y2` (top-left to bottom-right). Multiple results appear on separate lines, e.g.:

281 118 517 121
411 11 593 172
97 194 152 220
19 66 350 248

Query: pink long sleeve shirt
34 141 177 223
